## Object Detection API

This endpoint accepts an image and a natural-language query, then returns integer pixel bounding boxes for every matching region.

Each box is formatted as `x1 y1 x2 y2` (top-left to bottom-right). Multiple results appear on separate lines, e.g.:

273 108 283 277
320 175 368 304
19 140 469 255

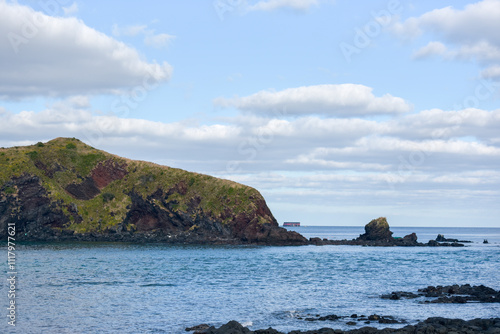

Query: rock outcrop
381 284 500 303
308 218 465 247
0 138 307 245
358 217 393 241
435 234 472 243
188 318 500 334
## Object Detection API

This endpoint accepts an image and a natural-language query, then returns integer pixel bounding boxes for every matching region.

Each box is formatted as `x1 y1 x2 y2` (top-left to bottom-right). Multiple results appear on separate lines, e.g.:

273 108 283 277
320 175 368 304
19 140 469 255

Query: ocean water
2 226 499 333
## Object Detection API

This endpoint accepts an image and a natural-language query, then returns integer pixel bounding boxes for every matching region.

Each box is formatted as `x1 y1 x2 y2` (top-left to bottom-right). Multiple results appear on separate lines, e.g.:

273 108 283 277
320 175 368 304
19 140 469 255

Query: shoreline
187 317 500 334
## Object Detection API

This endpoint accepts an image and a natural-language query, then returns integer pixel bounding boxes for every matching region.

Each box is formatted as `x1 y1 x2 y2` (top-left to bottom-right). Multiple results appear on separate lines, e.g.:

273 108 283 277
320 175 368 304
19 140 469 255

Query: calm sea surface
2 226 499 333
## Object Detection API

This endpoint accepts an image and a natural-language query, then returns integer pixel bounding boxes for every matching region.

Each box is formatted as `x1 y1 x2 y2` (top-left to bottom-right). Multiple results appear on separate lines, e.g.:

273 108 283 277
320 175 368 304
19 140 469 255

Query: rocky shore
308 217 467 247
381 284 500 303
187 317 500 333
188 284 499 333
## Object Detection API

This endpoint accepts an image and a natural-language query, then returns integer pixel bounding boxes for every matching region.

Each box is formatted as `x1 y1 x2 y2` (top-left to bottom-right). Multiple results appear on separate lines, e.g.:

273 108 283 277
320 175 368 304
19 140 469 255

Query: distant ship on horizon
283 222 300 227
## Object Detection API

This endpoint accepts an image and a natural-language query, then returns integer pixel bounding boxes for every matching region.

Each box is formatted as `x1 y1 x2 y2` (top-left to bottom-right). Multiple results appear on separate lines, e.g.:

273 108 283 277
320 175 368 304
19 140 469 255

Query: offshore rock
358 217 393 241
435 234 472 243
309 218 468 247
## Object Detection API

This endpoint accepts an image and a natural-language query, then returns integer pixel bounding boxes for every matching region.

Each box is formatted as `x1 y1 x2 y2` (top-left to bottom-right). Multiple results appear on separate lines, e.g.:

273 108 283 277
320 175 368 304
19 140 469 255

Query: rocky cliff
0 138 306 245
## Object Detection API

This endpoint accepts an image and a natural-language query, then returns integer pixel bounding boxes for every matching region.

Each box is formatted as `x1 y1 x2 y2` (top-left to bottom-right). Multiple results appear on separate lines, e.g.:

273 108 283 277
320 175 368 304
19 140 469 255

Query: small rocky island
309 217 467 247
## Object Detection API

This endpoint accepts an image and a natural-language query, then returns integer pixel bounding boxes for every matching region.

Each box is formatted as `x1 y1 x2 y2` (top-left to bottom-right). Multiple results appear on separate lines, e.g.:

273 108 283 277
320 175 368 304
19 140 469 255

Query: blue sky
1 0 499 227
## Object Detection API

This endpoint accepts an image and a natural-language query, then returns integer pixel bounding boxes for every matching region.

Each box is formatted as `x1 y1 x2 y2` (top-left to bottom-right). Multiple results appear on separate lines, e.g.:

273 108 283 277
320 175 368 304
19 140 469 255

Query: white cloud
412 41 448 60
0 2 172 99
389 0 500 78
214 84 412 117
392 0 500 45
144 33 175 48
112 24 148 37
247 0 319 12
481 65 500 79
112 23 175 49
63 2 79 16
388 108 500 142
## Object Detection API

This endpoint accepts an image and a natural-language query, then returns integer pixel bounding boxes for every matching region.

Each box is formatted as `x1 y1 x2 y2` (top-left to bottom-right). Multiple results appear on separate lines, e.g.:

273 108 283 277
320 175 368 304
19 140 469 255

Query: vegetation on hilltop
0 138 278 239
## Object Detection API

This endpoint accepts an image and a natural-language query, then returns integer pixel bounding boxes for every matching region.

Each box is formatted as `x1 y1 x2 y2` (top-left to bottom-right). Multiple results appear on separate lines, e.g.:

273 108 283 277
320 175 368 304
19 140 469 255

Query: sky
1 0 499 227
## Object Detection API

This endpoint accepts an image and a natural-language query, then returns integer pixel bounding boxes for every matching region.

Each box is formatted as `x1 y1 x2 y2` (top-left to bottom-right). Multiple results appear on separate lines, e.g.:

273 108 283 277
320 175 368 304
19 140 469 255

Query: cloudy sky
1 0 499 227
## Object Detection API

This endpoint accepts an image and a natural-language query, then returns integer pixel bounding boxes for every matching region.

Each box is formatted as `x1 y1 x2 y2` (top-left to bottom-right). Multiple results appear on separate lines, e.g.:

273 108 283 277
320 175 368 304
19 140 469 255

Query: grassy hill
0 138 306 245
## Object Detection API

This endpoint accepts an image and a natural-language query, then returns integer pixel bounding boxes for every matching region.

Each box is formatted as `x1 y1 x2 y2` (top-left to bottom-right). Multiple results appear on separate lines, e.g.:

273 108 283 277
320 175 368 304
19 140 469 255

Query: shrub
102 193 115 203
26 151 39 160
66 143 77 150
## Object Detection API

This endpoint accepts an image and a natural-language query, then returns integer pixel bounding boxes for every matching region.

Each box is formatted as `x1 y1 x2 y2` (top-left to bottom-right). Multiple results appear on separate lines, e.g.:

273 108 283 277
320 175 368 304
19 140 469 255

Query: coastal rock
435 234 472 243
380 291 419 300
358 217 393 241
402 233 417 243
204 320 252 334
316 218 424 247
186 324 210 333
196 318 500 334
0 138 307 246
381 284 500 303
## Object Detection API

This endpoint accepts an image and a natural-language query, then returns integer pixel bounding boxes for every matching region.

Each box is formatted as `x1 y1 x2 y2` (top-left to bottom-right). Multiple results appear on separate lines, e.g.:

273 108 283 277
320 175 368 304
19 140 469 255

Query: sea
2 226 499 333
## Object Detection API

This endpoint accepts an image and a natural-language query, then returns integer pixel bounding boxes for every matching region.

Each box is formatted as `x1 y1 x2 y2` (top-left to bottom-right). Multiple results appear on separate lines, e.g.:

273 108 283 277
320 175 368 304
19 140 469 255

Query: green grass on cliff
0 138 265 233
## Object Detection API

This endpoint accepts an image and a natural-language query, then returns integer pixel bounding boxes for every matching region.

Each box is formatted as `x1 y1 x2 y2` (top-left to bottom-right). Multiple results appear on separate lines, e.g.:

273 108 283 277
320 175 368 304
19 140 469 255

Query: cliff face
0 138 306 245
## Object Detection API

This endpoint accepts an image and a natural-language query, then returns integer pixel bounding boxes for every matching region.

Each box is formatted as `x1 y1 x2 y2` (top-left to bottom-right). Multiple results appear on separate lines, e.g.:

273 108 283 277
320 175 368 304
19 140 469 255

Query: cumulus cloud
412 41 448 60
214 84 412 117
0 2 172 99
391 0 500 44
247 0 319 12
389 0 500 79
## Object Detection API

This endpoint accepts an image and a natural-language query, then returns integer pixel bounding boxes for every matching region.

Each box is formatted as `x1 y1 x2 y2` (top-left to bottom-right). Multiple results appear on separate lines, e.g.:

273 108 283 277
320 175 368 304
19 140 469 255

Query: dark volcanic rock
382 284 500 304
435 234 472 243
402 233 417 243
310 218 472 247
194 318 500 334
358 217 393 241
0 174 69 240
380 291 419 300
204 320 252 334
419 284 500 303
